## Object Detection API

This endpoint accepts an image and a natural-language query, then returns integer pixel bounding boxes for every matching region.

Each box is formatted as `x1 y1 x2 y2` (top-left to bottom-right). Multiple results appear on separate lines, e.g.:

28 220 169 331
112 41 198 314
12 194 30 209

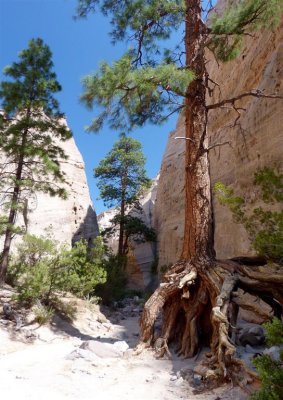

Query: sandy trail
0 299 245 400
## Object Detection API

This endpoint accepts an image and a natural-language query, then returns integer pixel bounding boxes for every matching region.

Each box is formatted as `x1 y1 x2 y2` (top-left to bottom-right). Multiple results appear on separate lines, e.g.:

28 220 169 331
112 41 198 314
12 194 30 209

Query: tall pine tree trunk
140 0 216 355
118 190 126 257
181 0 214 262
0 158 24 284
0 122 28 284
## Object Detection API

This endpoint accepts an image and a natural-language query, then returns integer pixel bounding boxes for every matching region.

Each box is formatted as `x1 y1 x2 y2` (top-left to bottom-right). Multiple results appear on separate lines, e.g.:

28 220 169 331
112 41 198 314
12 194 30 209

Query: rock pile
108 296 144 323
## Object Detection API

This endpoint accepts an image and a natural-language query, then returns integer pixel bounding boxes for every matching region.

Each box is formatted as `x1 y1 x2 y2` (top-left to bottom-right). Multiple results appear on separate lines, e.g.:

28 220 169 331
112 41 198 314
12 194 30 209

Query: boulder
112 341 129 353
238 325 265 347
80 340 120 359
235 290 273 324
80 339 129 359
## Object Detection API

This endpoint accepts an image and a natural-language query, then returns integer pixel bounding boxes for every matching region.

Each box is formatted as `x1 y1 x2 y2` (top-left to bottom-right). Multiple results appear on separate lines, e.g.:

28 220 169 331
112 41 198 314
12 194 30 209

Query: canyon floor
0 289 246 400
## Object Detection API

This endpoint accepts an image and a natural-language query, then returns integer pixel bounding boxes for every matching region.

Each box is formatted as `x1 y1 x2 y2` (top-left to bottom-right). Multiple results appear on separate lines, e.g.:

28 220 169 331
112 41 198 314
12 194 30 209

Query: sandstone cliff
0 122 99 248
98 178 158 290
30 134 99 246
154 21 283 267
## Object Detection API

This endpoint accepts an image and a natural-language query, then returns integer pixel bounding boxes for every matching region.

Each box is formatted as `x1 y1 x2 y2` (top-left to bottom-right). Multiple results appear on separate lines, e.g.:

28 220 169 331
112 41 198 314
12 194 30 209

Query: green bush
58 236 107 298
214 168 283 264
8 234 107 306
250 318 283 400
96 254 128 304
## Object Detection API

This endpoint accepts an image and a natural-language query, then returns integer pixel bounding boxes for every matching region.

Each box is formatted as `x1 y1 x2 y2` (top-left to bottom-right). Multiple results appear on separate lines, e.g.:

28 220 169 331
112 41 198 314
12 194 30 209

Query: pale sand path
0 299 246 400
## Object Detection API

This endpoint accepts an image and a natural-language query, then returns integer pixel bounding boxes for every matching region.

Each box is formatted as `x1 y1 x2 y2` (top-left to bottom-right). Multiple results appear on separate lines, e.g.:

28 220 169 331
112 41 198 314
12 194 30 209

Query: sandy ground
0 295 246 400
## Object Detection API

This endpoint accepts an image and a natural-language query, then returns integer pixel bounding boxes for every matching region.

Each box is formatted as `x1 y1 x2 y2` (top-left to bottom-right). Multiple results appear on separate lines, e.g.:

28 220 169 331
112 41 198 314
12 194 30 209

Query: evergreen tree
77 0 283 384
102 214 156 256
0 38 72 284
94 134 151 256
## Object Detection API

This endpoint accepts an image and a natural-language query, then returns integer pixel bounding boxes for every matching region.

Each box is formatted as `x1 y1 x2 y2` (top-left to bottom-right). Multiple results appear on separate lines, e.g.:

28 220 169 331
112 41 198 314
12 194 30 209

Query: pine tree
94 134 151 256
77 0 283 384
0 38 72 284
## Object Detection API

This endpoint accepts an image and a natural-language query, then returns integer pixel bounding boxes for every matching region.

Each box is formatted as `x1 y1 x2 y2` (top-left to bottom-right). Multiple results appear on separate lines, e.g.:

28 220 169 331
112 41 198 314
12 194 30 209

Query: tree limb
207 90 283 111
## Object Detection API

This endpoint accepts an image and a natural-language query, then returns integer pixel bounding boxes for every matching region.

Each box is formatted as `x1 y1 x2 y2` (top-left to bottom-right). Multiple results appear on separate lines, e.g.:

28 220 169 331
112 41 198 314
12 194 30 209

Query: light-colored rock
208 20 283 259
96 313 109 324
128 177 158 289
66 348 107 365
112 340 129 353
263 345 282 361
97 208 119 253
0 119 99 248
80 340 121 358
79 339 129 358
154 125 185 269
235 289 274 324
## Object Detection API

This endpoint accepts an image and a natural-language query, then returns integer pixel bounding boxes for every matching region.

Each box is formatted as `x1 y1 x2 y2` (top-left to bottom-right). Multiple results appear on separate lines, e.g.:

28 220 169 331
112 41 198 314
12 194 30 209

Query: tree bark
0 160 23 284
118 192 126 257
181 0 214 261
0 118 29 285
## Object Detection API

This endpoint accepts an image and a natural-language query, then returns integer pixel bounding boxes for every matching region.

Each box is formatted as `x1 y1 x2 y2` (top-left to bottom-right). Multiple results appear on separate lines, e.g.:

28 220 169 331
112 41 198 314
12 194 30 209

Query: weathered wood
139 259 283 385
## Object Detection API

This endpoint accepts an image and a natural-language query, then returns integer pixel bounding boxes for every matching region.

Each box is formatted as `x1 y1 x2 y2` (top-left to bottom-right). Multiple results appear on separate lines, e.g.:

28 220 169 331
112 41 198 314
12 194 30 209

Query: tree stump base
138 258 283 388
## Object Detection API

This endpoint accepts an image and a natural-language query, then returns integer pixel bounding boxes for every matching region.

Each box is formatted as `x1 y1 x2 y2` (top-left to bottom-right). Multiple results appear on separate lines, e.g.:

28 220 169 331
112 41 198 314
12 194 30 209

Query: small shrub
34 303 54 325
264 317 283 346
96 255 128 304
8 234 107 308
58 236 107 298
249 318 283 400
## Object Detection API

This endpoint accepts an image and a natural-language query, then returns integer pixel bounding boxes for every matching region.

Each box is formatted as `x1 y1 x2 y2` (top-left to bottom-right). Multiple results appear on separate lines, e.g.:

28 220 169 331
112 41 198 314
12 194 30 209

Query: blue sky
0 0 179 214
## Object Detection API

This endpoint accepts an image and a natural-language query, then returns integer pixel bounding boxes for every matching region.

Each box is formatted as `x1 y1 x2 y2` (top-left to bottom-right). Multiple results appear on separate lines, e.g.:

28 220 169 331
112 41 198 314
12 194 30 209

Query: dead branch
205 140 231 151
207 90 283 111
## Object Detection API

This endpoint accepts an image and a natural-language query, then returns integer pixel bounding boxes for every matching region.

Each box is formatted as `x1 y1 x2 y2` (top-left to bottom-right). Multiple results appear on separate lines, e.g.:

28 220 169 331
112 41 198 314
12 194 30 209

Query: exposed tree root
138 258 283 388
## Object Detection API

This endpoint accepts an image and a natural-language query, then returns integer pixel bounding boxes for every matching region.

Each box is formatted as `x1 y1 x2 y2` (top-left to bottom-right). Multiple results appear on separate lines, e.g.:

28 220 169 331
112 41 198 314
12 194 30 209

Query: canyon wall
98 178 158 290
0 122 99 248
154 21 283 267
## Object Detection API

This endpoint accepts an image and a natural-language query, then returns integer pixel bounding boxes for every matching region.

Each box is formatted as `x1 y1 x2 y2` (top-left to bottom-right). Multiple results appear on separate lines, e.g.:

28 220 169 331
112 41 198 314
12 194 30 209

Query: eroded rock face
32 135 99 246
128 177 158 289
154 21 283 267
97 209 119 254
154 119 186 269
98 178 158 291
209 21 283 259
0 124 99 248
